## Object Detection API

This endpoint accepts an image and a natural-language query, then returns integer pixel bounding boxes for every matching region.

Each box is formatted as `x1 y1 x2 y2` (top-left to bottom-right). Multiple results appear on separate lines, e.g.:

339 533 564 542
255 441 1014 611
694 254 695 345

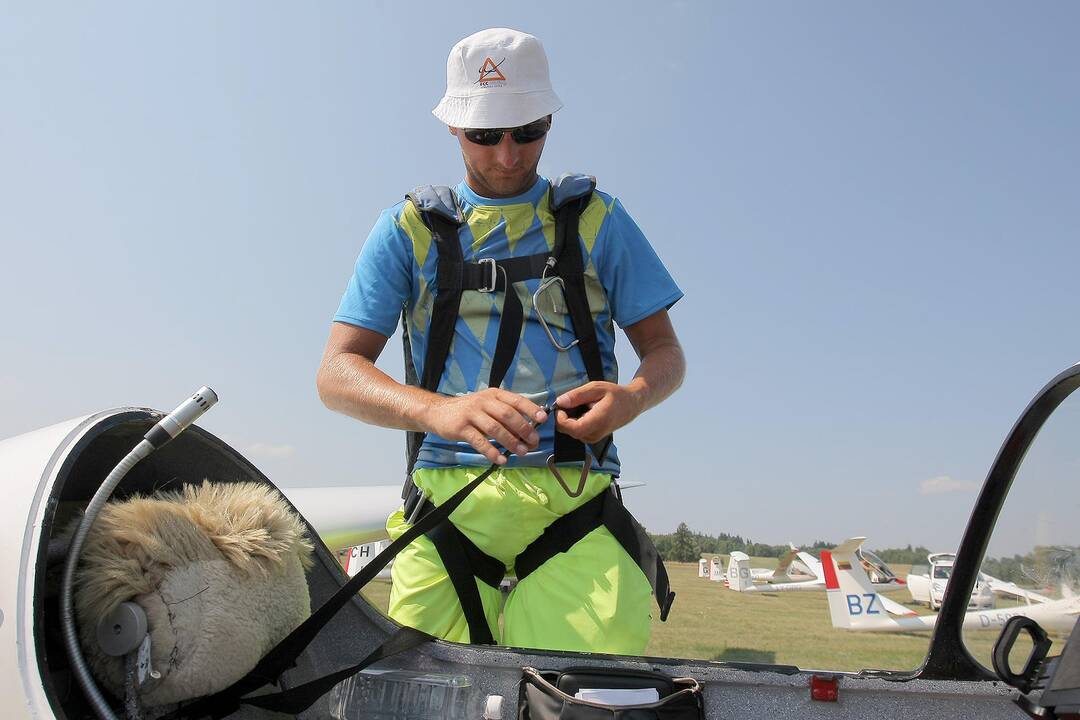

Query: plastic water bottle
327 668 504 719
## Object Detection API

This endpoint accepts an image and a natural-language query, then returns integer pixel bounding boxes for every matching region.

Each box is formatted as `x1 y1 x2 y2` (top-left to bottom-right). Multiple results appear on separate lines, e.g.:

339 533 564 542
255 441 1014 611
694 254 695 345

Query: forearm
316 351 440 432
317 348 547 464
625 338 686 418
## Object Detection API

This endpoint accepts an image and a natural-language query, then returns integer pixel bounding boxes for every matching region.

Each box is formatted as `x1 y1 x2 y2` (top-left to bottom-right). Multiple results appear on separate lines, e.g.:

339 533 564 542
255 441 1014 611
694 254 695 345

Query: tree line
648 523 799 563
649 523 1078 588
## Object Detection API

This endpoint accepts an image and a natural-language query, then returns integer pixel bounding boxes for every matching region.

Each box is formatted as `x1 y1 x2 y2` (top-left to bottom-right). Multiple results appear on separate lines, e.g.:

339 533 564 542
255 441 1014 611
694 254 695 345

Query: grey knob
96 601 148 657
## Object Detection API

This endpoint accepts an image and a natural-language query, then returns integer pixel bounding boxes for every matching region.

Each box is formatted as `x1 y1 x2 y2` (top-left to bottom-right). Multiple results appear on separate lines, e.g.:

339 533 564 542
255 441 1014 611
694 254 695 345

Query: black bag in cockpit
519 666 704 720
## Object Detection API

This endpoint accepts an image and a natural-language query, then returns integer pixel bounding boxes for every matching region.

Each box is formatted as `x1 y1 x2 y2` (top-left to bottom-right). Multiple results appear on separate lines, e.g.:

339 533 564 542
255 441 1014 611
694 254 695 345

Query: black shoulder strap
402 186 465 475
406 185 466 394
550 173 600 382
406 184 464 226
549 174 613 465
237 626 433 716
401 310 423 471
550 173 597 219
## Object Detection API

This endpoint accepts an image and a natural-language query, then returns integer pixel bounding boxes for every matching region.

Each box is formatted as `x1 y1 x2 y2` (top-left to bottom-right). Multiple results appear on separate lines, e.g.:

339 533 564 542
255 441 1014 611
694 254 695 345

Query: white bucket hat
433 28 562 129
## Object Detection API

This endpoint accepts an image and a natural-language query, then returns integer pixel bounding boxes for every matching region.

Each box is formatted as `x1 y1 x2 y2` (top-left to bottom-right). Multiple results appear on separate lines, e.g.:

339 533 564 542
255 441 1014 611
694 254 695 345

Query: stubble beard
462 154 540 199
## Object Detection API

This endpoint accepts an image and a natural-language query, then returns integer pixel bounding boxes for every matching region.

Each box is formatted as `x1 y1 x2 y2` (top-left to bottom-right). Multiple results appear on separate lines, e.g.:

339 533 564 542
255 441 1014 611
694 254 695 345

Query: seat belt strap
166 461 503 720
238 626 434 716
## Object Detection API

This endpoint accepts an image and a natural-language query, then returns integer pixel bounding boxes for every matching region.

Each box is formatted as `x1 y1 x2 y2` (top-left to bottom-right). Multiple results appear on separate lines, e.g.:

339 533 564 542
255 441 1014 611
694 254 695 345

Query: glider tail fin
823 545 918 630
727 551 754 591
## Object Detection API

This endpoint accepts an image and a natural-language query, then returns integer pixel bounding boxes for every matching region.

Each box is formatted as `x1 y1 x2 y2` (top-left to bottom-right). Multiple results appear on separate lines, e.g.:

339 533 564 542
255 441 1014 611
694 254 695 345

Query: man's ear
449 126 459 136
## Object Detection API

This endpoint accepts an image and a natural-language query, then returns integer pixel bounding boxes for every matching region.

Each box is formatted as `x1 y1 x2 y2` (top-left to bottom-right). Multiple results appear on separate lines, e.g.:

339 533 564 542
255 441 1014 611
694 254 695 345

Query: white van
907 552 994 610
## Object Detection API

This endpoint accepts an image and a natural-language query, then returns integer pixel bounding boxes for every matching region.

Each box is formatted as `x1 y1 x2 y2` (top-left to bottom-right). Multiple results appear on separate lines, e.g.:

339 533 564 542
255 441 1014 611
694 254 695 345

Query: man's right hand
423 388 547 465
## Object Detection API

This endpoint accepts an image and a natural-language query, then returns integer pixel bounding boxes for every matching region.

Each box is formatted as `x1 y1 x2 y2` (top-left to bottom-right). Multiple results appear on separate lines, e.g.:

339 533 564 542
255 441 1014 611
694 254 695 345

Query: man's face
451 116 550 199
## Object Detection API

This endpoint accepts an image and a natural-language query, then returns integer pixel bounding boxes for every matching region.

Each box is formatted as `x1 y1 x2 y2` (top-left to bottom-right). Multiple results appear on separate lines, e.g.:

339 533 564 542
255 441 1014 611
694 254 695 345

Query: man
317 28 684 654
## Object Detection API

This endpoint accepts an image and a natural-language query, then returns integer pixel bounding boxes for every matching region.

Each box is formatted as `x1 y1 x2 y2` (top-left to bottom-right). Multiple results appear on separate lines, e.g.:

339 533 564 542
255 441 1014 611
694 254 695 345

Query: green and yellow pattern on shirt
333 175 684 473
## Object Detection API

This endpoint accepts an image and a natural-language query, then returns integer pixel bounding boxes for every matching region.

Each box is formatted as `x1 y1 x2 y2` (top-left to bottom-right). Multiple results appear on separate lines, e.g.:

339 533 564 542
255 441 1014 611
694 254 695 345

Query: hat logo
475 57 507 86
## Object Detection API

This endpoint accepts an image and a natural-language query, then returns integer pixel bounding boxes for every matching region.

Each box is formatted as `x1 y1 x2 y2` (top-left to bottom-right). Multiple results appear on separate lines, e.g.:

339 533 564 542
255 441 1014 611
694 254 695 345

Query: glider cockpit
6 363 1080 718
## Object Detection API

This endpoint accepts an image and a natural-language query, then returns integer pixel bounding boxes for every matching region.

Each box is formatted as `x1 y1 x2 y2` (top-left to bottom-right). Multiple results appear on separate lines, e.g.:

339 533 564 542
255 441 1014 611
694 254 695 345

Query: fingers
555 382 604 412
494 388 547 425
478 414 530 457
486 397 540 447
463 426 507 465
458 390 546 460
556 402 606 444
437 390 553 463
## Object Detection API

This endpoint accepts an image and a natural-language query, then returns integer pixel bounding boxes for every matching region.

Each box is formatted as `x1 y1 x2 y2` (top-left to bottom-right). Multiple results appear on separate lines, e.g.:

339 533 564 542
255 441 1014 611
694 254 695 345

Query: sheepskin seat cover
75 480 314 707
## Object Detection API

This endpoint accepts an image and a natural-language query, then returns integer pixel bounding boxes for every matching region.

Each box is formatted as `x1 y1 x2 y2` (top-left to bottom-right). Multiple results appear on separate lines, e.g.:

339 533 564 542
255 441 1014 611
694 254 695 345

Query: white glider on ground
705 545 805 584
282 484 399 550
765 544 816 583
984 576 1054 605
726 538 906 593
823 543 1080 634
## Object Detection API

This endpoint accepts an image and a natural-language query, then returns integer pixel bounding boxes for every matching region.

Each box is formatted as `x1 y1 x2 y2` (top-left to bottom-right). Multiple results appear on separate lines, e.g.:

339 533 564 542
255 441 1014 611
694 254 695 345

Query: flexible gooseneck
60 387 218 720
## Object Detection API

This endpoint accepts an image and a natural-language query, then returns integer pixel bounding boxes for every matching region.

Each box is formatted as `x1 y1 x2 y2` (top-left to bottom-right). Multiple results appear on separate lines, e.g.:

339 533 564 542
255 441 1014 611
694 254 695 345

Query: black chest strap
402 176 611 475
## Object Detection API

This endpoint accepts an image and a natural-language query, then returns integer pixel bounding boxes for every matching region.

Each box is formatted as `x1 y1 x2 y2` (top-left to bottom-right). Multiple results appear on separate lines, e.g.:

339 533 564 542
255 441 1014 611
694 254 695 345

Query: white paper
136 634 152 685
574 687 660 705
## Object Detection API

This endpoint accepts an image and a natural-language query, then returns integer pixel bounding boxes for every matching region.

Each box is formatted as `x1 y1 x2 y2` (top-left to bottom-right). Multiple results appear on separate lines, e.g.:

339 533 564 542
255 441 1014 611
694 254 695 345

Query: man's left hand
554 381 644 444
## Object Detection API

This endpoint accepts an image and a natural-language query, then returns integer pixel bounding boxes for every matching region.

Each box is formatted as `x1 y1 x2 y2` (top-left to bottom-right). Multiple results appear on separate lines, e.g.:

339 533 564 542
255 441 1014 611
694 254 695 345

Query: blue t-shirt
334 176 682 473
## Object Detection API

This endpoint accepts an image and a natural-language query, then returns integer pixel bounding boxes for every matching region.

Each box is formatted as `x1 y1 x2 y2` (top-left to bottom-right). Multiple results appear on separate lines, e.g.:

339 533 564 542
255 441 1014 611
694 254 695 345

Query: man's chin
488 176 533 197
465 168 538 199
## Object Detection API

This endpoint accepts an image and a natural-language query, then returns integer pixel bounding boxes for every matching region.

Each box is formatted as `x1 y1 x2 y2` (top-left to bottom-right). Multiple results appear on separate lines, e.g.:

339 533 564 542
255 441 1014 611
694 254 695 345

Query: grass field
357 559 1067 673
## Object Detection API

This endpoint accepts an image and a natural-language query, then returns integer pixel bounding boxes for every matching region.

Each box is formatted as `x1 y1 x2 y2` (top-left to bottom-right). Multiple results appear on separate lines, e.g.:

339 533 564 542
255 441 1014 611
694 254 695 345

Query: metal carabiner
532 263 579 352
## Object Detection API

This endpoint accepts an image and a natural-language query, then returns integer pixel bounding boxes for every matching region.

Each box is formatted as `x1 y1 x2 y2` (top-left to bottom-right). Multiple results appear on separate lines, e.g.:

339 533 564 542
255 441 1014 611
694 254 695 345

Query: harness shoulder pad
405 185 464 225
550 173 597 211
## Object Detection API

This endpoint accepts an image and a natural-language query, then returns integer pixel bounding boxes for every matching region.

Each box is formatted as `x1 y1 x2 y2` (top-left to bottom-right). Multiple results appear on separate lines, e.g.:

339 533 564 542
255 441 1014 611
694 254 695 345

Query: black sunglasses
462 118 551 146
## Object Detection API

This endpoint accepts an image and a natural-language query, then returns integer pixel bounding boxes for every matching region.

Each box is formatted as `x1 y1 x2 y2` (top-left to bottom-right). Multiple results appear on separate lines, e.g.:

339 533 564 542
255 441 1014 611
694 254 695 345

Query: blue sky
2 3 1077 557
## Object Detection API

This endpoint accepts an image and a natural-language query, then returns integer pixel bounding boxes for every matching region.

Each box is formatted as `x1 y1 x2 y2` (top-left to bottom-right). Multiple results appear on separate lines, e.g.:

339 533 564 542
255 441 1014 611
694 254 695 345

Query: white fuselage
0 413 103 719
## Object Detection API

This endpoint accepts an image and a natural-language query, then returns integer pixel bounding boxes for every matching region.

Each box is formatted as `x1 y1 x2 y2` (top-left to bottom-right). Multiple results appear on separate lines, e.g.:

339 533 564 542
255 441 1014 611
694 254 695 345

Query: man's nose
493 132 520 166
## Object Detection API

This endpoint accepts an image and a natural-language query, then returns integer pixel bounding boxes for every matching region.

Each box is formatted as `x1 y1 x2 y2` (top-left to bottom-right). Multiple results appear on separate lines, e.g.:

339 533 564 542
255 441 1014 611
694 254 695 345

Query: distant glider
726 537 906 593
824 543 1080 634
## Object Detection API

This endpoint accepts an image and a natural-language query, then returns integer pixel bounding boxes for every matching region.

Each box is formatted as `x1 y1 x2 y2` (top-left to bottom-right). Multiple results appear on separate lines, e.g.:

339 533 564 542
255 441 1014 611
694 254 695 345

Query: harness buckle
404 485 427 525
478 257 497 292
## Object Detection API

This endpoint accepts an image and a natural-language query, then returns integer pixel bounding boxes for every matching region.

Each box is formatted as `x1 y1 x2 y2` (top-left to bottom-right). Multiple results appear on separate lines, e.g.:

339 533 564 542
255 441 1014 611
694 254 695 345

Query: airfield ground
358 558 1067 673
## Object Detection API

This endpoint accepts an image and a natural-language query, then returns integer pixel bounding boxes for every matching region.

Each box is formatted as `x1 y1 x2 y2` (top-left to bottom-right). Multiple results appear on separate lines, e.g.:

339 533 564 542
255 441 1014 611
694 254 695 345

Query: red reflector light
810 675 839 702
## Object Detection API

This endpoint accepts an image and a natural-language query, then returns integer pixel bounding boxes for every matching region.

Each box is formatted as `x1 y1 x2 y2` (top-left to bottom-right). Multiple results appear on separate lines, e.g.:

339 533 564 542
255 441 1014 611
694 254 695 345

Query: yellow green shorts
385 466 653 655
